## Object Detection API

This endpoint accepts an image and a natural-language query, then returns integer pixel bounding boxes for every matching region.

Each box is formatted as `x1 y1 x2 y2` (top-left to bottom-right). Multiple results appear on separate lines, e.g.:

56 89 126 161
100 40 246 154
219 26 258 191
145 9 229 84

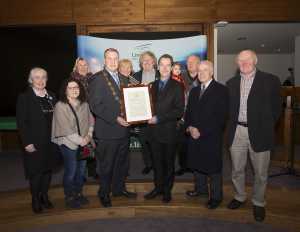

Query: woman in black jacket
16 67 58 214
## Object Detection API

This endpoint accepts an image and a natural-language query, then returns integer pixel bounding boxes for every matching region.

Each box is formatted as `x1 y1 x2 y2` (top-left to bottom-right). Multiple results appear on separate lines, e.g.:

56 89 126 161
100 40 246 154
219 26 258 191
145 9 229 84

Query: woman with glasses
52 78 94 209
16 67 58 214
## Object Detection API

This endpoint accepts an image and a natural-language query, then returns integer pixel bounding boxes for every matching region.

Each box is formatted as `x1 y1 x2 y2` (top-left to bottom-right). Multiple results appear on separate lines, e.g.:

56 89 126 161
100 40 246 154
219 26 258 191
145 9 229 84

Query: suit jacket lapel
199 79 215 101
247 70 260 100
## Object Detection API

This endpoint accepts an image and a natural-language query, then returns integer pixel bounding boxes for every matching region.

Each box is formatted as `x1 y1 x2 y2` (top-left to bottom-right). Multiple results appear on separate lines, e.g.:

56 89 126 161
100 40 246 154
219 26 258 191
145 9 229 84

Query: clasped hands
187 126 201 139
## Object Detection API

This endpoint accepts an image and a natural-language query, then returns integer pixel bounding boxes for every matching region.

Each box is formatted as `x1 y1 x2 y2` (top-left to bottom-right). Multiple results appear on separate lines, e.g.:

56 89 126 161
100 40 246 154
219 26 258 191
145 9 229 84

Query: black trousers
138 125 153 168
29 170 52 198
151 140 176 194
194 171 223 201
96 137 129 197
176 123 188 169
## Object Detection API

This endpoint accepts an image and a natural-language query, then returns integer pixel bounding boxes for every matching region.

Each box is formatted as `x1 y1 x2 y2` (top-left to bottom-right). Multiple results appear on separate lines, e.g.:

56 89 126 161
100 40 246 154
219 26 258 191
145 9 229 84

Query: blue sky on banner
77 35 207 73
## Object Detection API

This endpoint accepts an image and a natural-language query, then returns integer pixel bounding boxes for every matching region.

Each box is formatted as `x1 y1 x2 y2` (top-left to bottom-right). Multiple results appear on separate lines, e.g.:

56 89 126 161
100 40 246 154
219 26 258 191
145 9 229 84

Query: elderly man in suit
184 60 229 209
144 54 185 203
89 48 137 208
226 50 281 222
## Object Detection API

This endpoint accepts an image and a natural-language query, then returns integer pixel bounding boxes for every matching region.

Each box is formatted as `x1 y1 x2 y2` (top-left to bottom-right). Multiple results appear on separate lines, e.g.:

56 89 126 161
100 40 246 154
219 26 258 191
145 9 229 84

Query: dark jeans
96 137 129 197
151 140 176 194
60 145 87 197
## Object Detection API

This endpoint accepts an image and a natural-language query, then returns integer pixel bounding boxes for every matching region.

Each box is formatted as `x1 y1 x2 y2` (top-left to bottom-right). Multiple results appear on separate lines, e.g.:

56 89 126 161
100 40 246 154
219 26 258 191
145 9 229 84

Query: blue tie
159 81 165 92
112 73 120 87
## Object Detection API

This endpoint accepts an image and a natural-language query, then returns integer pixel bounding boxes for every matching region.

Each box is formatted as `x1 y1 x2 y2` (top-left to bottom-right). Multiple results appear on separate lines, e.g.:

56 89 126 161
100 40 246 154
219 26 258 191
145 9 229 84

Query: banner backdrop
77 35 207 73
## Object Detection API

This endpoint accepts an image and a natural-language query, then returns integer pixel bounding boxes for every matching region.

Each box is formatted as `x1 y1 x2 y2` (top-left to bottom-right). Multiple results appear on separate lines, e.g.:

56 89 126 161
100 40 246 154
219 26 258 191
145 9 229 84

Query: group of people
16 48 281 223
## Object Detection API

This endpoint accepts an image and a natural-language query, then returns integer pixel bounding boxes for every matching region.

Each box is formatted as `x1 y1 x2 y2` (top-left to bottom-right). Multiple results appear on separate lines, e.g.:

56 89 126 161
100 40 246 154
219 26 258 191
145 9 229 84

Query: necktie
199 84 205 99
112 73 120 87
159 81 165 92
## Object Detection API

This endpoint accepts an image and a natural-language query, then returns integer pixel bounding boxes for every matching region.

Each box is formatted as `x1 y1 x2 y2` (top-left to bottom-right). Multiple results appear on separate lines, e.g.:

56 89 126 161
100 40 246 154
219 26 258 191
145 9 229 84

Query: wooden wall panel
85 24 203 34
0 0 299 26
0 0 73 25
216 0 296 22
145 0 216 22
73 0 144 23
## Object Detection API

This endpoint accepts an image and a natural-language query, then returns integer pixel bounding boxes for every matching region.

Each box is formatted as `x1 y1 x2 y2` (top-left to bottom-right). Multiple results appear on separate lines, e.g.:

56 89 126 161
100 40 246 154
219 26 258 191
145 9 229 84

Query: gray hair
28 67 48 86
199 60 214 74
236 49 258 65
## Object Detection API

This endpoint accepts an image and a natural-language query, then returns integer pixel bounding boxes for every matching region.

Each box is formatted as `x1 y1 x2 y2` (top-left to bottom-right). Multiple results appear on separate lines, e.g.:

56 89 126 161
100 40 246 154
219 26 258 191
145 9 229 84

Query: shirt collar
201 78 213 89
240 68 256 79
105 68 118 78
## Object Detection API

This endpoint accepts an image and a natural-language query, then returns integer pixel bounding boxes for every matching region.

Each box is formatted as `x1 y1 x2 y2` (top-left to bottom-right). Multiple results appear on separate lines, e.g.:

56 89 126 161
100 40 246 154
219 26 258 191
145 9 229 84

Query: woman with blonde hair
118 59 138 84
70 57 93 93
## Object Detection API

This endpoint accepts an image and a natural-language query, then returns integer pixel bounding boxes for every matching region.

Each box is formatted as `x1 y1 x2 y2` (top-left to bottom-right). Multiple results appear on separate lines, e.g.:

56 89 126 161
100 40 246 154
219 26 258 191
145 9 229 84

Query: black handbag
67 103 94 160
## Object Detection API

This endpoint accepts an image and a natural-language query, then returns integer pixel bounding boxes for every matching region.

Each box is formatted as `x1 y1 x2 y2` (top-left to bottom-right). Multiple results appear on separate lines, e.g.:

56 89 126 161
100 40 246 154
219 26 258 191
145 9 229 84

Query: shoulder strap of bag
67 103 81 136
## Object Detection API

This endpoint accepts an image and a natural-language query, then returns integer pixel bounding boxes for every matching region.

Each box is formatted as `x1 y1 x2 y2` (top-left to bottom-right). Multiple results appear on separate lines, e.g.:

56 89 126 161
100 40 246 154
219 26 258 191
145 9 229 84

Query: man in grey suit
89 48 136 208
226 50 281 222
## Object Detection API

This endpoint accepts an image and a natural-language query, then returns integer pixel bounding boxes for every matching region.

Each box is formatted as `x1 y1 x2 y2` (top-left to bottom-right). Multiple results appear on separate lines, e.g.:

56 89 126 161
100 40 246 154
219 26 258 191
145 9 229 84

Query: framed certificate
121 85 153 124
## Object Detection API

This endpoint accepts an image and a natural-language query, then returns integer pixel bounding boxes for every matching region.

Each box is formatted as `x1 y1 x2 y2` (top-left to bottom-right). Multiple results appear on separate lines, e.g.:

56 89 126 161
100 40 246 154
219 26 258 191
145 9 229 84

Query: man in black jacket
133 51 160 175
226 50 281 222
89 48 136 208
184 60 229 209
144 54 184 203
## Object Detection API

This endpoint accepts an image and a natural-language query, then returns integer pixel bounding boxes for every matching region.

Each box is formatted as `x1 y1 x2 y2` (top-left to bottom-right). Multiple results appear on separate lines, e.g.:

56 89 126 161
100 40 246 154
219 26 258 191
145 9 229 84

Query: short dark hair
172 62 182 68
158 54 174 66
104 48 119 58
59 78 87 104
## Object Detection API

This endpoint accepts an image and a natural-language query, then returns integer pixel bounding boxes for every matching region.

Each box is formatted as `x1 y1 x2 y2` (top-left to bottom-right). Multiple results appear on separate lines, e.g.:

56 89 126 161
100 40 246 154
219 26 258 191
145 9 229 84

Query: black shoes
65 196 81 209
142 166 152 175
186 190 208 198
144 189 163 200
99 195 112 208
227 199 245 209
32 197 43 214
76 193 89 205
162 193 172 203
175 168 186 176
253 205 266 222
113 190 137 198
40 193 54 209
207 199 222 209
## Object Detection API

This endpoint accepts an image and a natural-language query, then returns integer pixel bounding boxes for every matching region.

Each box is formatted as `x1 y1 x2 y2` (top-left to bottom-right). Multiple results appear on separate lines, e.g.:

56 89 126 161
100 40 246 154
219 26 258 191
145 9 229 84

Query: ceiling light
215 21 229 27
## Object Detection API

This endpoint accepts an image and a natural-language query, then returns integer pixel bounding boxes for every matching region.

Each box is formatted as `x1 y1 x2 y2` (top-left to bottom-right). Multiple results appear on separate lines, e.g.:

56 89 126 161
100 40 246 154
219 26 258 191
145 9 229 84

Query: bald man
184 61 229 209
226 50 281 222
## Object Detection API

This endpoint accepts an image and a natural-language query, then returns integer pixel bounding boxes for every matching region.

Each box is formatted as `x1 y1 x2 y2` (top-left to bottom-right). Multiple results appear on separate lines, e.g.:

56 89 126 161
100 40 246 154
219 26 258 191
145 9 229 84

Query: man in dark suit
175 54 201 177
144 54 184 203
89 48 136 208
133 51 160 175
184 60 229 209
226 50 281 222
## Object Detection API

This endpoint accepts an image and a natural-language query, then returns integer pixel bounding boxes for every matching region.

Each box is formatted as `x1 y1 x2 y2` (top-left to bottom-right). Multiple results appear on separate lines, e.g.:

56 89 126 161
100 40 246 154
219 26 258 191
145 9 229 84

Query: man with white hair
226 50 281 222
184 60 228 209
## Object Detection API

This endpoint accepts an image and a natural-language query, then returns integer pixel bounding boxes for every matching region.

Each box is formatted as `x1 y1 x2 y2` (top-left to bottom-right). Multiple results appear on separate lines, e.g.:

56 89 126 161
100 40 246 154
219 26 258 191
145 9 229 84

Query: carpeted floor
20 217 290 232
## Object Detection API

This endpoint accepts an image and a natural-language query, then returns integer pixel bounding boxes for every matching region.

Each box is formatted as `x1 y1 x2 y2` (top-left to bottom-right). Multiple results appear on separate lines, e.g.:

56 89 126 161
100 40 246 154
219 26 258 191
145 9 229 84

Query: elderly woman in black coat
16 67 58 214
